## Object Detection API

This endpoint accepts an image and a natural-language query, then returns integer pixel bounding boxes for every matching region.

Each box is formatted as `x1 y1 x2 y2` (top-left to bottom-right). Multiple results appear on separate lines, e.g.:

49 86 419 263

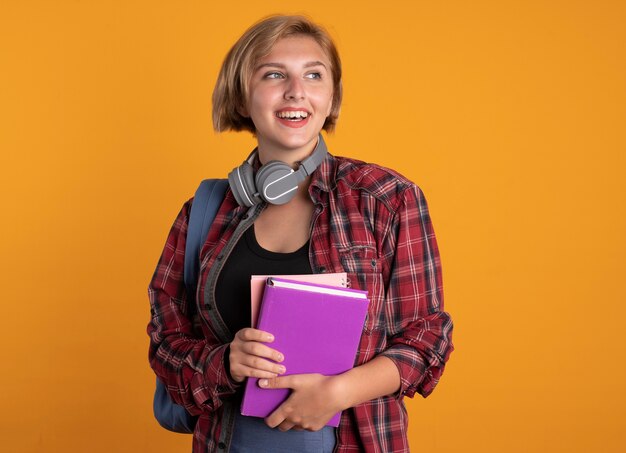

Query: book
241 277 369 427
250 273 347 327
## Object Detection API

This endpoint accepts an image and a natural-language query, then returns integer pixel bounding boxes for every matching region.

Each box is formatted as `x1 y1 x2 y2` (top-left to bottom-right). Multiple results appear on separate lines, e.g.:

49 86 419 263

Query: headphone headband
294 134 328 182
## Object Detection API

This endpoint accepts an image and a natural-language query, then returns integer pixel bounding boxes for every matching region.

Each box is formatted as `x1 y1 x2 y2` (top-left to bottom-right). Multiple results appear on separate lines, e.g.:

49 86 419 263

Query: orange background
1 1 625 452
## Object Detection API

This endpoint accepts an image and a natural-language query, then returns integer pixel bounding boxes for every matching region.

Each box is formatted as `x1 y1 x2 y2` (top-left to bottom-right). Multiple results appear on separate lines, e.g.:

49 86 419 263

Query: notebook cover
241 277 369 427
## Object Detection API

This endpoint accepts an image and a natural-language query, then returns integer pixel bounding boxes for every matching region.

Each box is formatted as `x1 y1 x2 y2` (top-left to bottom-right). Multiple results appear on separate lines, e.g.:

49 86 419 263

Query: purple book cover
240 277 369 427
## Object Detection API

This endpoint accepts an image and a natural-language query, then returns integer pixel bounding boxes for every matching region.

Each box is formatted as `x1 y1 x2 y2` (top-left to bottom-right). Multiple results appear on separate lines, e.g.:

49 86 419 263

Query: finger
230 365 280 380
265 412 293 430
239 355 286 375
277 421 296 432
240 342 285 363
258 375 295 390
236 328 275 343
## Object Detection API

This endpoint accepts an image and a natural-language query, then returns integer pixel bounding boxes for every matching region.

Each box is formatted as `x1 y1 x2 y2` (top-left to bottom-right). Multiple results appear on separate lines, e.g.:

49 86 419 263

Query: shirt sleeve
378 185 454 398
147 200 239 415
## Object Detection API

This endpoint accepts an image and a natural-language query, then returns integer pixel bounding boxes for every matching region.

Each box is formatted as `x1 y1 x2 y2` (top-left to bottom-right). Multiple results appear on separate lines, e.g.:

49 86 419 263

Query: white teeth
276 110 308 119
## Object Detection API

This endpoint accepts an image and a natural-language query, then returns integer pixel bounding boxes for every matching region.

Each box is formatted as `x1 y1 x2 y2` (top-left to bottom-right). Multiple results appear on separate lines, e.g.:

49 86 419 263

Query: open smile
275 109 311 128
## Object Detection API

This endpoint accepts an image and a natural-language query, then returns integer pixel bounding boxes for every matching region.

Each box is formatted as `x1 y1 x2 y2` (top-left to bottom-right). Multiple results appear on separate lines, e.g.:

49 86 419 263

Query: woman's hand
260 373 348 431
228 328 286 383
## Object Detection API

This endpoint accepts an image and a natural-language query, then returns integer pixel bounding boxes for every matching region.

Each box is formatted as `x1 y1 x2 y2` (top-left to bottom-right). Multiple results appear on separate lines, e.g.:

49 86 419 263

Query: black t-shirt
215 225 313 337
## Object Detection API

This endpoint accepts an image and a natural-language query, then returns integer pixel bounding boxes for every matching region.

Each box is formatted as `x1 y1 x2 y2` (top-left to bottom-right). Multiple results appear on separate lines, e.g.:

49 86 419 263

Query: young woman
148 15 454 453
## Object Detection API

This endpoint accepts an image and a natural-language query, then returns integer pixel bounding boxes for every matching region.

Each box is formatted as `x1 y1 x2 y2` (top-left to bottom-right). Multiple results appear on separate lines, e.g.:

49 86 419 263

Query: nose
284 77 305 100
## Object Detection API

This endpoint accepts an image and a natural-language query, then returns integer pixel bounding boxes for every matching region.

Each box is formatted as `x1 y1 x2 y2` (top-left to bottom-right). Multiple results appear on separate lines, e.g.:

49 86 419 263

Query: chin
273 130 319 149
284 137 318 152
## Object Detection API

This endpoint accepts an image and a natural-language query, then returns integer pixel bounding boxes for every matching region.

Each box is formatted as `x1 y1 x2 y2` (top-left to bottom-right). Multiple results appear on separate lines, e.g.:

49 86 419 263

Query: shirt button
318 266 326 273
217 386 225 392
216 254 224 260
218 442 226 449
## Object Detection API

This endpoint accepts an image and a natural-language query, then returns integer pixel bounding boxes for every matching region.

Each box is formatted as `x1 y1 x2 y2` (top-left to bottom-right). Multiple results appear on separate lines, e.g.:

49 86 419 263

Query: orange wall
1 1 625 452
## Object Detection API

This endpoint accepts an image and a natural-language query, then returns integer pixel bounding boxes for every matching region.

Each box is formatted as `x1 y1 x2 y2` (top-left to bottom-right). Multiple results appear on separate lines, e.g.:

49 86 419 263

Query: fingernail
277 353 284 362
259 379 268 387
278 366 286 374
266 334 274 342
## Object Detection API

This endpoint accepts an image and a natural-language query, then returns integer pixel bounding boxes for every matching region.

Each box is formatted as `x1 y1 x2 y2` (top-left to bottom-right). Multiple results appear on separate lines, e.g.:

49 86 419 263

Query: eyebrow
255 61 327 71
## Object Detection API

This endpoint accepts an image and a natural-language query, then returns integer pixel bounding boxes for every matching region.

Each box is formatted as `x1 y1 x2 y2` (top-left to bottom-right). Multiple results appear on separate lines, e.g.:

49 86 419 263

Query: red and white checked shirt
148 152 454 452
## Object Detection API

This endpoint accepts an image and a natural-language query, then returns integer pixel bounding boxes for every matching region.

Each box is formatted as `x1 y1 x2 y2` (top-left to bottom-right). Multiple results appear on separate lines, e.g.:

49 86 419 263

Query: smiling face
243 35 334 163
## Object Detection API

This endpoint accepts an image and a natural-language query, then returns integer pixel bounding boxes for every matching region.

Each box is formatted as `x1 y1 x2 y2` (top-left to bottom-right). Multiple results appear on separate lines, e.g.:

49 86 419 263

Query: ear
237 103 249 118
325 94 333 118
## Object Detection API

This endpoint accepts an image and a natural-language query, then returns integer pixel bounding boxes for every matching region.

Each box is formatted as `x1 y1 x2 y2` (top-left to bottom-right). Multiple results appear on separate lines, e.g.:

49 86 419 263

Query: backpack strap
153 179 228 434
184 179 229 301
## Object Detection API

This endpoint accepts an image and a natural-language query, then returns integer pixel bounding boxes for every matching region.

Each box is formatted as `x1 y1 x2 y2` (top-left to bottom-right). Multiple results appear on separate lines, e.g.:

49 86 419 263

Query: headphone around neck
227 134 328 207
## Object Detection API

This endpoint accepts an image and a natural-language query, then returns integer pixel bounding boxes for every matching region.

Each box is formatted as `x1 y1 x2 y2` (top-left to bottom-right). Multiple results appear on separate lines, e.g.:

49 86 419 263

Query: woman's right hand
228 328 286 383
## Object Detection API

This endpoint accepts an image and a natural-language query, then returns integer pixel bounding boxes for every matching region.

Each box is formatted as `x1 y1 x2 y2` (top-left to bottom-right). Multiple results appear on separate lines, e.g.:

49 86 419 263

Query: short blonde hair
212 15 342 133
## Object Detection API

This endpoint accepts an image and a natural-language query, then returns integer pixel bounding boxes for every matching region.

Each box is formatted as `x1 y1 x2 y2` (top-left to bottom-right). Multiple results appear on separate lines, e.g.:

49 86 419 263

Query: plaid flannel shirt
148 152 454 452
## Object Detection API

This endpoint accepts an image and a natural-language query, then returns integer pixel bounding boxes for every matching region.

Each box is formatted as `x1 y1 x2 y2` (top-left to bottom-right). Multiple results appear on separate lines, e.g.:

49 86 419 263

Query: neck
256 136 320 168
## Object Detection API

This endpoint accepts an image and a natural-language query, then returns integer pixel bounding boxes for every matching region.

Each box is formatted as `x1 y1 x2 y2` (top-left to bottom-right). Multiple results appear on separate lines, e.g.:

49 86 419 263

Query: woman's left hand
260 373 348 432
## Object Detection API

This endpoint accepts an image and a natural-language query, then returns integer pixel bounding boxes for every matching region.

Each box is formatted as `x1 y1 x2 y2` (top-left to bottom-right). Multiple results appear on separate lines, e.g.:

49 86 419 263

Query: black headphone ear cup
228 162 259 207
255 161 298 205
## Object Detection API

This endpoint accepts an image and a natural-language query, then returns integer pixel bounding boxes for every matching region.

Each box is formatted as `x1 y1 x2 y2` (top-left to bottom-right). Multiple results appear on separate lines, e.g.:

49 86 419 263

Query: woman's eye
264 72 284 79
305 72 322 79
